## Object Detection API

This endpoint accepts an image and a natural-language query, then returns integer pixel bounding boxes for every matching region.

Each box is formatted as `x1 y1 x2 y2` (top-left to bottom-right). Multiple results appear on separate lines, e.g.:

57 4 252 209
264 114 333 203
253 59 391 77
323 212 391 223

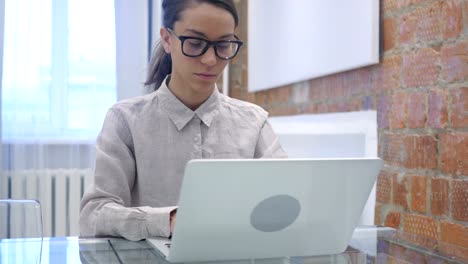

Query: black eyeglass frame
166 28 244 60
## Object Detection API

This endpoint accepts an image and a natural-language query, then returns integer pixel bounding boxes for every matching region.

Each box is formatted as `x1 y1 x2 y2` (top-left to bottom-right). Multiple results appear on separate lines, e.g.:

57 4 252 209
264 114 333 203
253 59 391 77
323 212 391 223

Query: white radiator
1 169 93 237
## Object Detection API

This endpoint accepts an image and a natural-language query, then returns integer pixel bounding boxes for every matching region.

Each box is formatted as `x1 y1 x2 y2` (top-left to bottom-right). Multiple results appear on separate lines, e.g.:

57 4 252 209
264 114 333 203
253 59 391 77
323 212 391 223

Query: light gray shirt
79 79 287 241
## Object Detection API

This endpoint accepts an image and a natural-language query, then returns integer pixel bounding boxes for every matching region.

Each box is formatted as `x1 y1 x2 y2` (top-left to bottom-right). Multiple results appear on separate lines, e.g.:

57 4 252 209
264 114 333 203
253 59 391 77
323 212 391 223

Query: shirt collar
158 76 220 131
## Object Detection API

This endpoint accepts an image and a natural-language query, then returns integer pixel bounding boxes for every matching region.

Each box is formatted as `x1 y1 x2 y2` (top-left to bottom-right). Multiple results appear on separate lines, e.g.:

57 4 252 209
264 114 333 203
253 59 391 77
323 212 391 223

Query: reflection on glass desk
0 226 466 264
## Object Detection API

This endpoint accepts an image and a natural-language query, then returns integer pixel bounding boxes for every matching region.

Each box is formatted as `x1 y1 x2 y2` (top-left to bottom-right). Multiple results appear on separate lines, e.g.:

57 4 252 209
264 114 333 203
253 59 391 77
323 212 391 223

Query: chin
192 76 218 91
194 82 217 95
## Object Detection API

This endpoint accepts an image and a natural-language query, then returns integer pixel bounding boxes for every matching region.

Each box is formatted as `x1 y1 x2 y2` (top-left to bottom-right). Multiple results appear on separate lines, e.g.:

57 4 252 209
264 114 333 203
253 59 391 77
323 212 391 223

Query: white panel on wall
268 111 378 225
248 0 379 92
115 0 149 100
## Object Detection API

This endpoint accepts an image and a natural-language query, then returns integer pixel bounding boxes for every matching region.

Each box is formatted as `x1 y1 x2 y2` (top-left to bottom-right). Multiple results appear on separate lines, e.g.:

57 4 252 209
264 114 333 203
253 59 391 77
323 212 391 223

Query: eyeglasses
166 28 243 60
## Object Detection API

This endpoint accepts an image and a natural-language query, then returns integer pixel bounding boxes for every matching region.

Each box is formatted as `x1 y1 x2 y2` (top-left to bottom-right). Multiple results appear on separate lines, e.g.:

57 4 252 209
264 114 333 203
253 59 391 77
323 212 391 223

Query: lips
194 73 217 81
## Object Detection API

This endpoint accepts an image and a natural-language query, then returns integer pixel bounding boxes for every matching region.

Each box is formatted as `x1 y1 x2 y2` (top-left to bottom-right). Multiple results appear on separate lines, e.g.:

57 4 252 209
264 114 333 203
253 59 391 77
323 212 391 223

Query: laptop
147 158 383 263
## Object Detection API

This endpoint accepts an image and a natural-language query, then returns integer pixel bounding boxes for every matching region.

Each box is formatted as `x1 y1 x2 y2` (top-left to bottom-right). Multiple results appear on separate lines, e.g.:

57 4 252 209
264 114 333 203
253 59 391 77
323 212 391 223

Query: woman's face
162 3 236 97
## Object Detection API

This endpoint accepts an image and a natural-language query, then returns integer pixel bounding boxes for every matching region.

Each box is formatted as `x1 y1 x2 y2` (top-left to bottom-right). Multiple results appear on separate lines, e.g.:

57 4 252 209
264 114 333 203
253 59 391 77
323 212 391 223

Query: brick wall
230 0 467 254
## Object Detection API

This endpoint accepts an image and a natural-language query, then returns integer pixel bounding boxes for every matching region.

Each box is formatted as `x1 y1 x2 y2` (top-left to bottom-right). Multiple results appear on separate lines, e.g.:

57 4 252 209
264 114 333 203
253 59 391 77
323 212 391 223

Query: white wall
269 111 378 225
0 0 5 198
114 0 150 100
248 0 379 92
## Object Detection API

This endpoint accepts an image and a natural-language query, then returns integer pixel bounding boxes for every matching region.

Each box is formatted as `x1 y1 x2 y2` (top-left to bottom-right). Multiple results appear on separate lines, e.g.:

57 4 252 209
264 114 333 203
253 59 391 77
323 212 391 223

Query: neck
167 76 214 110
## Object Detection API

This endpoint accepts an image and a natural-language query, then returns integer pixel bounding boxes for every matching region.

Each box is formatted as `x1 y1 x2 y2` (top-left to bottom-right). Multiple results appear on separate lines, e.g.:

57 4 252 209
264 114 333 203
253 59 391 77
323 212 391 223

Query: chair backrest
0 199 43 239
0 199 43 264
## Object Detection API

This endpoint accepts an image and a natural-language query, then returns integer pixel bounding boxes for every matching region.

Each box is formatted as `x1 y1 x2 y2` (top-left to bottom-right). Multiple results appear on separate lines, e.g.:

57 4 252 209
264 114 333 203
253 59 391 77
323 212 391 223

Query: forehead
174 3 236 39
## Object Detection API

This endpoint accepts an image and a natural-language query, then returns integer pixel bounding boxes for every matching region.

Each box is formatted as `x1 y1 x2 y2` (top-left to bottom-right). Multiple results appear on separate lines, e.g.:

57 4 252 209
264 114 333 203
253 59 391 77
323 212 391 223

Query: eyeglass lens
183 39 239 59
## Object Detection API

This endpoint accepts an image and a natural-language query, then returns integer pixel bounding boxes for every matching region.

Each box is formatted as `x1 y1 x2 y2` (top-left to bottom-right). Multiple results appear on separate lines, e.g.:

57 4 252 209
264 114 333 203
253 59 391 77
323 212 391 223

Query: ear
160 27 172 53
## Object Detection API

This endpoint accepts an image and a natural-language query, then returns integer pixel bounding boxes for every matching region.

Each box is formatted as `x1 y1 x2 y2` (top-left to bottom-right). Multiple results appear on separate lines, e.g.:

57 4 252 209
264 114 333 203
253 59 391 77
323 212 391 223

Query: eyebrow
182 29 235 40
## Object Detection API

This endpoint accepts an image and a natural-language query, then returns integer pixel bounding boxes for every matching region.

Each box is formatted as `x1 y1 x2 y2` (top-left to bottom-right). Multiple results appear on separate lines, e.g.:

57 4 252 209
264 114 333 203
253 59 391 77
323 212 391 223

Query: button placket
191 117 202 158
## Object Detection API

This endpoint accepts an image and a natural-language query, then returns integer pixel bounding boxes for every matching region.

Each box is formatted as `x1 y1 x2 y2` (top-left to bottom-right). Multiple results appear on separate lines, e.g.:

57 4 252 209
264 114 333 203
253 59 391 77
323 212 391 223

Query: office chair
0 199 43 263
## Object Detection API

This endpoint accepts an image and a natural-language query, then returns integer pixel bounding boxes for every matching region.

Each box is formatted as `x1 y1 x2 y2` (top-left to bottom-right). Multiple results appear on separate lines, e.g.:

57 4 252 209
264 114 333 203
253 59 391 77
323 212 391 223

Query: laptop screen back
167 158 383 262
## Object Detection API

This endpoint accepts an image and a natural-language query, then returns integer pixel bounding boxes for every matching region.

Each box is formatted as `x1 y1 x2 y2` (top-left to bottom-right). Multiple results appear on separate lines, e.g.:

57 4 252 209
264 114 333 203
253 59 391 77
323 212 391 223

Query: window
2 0 117 141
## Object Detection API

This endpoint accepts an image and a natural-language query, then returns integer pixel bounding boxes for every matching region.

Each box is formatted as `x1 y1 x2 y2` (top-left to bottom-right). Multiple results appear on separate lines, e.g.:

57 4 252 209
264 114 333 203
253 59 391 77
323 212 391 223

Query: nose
200 45 217 66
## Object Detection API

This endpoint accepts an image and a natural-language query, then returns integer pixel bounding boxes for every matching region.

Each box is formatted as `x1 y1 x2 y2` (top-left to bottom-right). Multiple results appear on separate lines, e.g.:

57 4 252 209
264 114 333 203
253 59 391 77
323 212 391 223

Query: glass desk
0 226 466 263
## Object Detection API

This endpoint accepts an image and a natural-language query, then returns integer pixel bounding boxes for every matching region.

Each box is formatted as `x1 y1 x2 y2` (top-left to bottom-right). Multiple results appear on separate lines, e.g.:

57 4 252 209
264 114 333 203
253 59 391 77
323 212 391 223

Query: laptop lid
166 158 383 263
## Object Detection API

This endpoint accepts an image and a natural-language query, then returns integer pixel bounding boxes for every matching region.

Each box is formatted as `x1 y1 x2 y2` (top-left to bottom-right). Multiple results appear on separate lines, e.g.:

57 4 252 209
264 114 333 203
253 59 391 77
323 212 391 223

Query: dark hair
144 0 239 92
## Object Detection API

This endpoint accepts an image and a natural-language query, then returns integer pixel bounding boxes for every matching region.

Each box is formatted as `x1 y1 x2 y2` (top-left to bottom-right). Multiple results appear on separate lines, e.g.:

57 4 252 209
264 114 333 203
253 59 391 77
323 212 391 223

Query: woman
79 0 287 241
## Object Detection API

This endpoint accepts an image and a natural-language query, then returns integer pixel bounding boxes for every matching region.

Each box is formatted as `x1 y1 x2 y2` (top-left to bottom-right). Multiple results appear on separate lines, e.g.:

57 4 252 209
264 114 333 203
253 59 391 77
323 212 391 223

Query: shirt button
193 136 199 142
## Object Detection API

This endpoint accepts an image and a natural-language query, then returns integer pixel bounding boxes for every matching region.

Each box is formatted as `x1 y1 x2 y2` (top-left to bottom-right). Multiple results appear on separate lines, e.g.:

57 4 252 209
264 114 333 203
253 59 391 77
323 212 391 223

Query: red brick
403 135 438 169
379 255 397 263
375 203 383 225
383 0 425 11
361 96 373 111
255 91 268 106
349 98 362 112
384 17 397 51
441 221 468 248
344 68 372 97
315 103 328 113
385 211 401 228
327 101 350 113
414 1 443 42
372 56 402 93
230 88 243 101
268 106 298 117
302 103 322 114
450 87 468 128
382 133 404 166
403 213 438 240
324 74 345 98
328 98 361 113
390 92 408 129
439 232 468 264
398 13 417 46
427 256 449 264
452 180 468 221
431 178 449 216
410 175 427 213
382 56 403 92
404 248 427 264
371 65 382 92
466 1 468 32
326 102 338 113
441 40 468 82
393 174 409 209
388 243 407 260
439 244 468 264
428 89 448 129
246 92 256 104
377 95 391 129
440 133 468 175
229 65 243 89
440 221 468 263
382 0 399 12
442 0 463 39
268 86 291 105
397 0 425 8
402 48 439 88
377 170 393 203
309 78 326 100
408 92 427 128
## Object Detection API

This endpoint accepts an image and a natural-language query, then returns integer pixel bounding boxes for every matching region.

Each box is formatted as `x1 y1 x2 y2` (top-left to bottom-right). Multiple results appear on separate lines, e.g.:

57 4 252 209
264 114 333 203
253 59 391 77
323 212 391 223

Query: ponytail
145 41 172 92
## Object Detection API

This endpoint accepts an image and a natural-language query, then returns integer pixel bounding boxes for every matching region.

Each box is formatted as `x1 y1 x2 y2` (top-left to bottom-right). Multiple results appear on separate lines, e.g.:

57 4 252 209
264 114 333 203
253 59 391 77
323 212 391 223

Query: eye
186 39 205 49
216 42 231 51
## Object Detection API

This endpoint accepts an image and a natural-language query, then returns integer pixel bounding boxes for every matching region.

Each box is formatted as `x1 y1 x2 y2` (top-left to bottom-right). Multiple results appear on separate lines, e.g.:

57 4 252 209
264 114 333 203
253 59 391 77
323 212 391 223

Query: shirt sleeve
254 119 288 159
79 108 176 241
